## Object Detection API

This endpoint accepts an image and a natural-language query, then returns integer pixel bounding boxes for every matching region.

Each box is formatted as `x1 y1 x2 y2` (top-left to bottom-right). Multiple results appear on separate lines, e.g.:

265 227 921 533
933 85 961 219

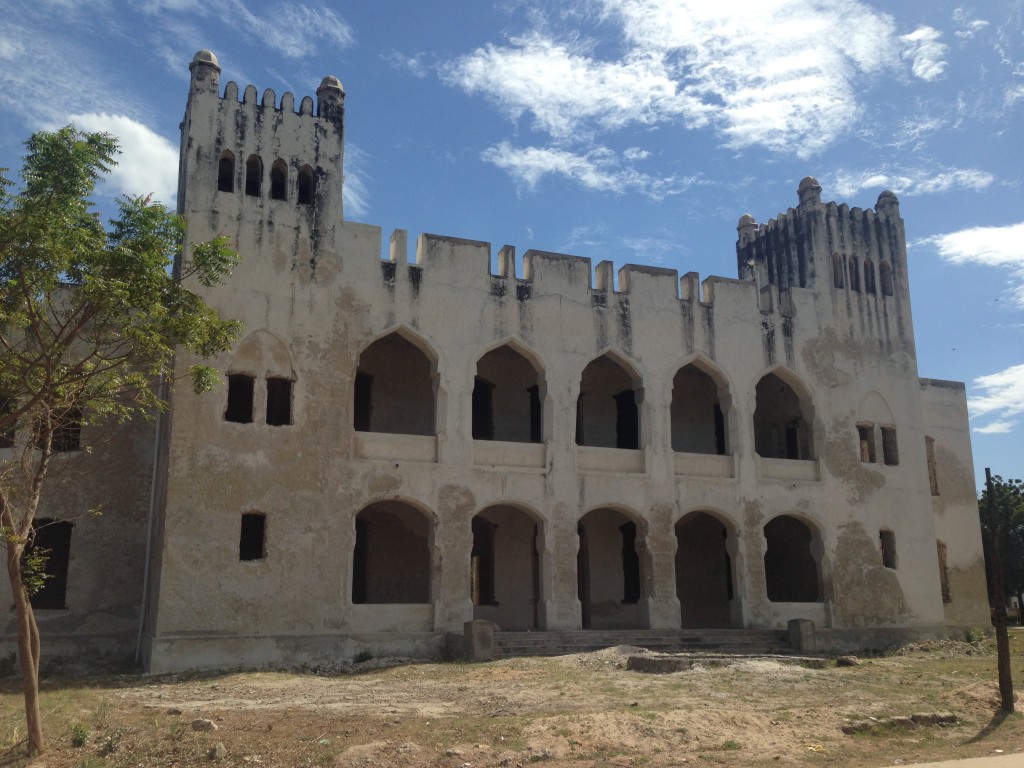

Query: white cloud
952 9 990 40
444 0 921 157
900 26 948 81
481 141 699 198
921 221 1024 307
829 167 994 198
342 144 371 220
385 51 430 79
969 364 1024 434
67 113 179 204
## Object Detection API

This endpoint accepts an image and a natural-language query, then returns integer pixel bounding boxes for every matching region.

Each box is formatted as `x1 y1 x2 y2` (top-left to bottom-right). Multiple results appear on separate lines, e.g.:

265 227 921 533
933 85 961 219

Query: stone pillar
644 506 682 629
464 620 495 661
432 485 475 632
789 619 816 653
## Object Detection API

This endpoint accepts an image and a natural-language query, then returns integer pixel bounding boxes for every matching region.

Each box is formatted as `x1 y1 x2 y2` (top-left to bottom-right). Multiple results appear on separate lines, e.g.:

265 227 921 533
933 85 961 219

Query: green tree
980 475 1024 615
0 127 242 755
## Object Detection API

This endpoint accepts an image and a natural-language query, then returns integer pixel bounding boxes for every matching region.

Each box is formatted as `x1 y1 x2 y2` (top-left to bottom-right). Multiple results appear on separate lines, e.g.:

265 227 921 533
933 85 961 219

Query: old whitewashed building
2 51 991 671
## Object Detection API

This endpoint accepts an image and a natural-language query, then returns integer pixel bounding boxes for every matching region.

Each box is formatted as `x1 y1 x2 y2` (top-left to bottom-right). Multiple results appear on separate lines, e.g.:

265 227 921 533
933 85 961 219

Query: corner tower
177 50 346 267
736 177 915 353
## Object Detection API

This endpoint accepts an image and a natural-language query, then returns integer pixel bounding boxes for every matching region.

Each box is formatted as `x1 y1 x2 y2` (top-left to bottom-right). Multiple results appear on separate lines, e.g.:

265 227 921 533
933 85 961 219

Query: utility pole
985 467 1015 712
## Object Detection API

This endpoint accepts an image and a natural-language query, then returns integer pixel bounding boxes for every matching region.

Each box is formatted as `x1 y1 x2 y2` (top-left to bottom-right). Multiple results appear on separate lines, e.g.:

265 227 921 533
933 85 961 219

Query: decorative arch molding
475 336 547 377
229 329 296 379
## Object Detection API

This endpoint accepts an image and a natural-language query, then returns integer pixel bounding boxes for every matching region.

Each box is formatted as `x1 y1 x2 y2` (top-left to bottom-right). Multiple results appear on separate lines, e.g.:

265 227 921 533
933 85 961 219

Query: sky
1 0 1022 490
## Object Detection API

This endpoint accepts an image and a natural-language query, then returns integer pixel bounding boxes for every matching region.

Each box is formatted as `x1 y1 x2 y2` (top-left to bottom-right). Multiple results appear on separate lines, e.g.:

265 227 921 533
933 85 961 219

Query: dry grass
1 632 1024 767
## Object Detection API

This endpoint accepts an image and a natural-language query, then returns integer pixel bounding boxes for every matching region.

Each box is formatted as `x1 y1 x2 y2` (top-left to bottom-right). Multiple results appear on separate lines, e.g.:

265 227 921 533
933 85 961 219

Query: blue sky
1 0 1022 489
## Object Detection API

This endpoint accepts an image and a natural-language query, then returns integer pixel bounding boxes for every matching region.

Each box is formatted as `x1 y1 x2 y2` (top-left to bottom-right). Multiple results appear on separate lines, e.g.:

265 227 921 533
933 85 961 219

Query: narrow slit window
270 160 287 200
353 371 372 431
472 376 495 440
832 253 844 289
848 256 860 291
881 426 899 466
879 530 897 569
926 436 939 495
858 424 876 463
27 519 72 609
266 377 292 426
937 541 951 603
297 165 314 205
620 522 640 604
239 513 266 561
614 389 639 449
528 384 542 443
864 258 876 294
1 394 16 448
217 150 235 193
245 155 262 197
225 374 255 424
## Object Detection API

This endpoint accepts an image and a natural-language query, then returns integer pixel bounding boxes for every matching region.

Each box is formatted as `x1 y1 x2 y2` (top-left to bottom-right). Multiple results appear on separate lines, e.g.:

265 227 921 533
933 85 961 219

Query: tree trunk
5 541 45 754
986 468 1015 713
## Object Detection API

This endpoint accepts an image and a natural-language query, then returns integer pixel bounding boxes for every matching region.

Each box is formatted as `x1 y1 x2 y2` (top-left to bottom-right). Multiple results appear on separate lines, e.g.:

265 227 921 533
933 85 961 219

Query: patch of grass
720 739 742 750
69 721 89 747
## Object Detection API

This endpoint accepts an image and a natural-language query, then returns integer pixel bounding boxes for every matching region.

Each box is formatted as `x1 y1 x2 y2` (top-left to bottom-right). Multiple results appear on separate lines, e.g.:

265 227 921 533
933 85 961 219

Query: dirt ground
2 634 1024 767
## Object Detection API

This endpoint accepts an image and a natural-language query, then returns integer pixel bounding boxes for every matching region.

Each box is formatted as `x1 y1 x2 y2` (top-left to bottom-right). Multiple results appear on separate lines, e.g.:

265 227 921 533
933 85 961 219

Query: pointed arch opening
297 164 314 205
848 255 860 291
753 370 814 460
472 504 542 629
764 515 822 602
245 155 262 197
217 150 235 193
880 262 894 296
864 258 876 294
354 330 437 436
270 159 287 201
671 362 728 455
576 353 640 449
352 501 432 604
675 511 737 628
831 253 844 289
473 344 543 443
577 507 647 629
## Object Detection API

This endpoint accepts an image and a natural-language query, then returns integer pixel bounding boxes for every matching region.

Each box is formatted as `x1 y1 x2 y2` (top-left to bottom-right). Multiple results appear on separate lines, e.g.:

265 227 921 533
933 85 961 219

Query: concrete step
492 628 792 658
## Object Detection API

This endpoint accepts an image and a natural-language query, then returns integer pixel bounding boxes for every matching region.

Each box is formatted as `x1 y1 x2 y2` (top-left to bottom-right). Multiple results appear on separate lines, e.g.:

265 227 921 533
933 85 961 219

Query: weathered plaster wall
135 52 990 671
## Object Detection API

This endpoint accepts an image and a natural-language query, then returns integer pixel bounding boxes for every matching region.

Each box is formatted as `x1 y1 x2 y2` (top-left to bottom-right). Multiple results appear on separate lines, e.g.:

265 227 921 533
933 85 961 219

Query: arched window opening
245 155 262 197
671 364 726 455
832 253 844 289
753 372 813 460
858 423 876 463
472 506 541 629
270 160 287 200
576 355 639 449
473 345 542 443
354 332 436 436
577 508 646 629
864 258 877 294
675 512 735 628
881 426 899 466
217 150 235 193
297 164 314 205
880 262 894 296
764 515 821 602
848 255 861 292
352 502 431 604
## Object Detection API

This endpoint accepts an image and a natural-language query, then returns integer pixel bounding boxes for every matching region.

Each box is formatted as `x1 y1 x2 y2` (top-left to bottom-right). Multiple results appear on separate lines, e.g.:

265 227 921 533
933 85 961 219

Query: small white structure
2 51 991 671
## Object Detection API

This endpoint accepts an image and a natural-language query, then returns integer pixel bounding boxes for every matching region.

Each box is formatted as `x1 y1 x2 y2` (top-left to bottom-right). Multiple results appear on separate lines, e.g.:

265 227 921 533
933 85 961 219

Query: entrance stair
492 628 792 658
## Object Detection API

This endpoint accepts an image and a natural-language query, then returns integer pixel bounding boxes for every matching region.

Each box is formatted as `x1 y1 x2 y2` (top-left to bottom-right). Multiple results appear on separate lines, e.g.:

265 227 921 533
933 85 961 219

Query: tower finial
797 176 821 207
317 75 345 127
189 49 221 96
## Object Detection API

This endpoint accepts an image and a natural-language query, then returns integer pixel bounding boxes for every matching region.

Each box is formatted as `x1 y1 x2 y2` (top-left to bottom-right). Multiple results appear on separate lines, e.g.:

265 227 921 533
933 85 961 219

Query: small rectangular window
353 371 373 432
858 424 876 463
239 513 266 561
881 426 899 466
266 378 292 426
225 374 254 424
52 408 82 452
880 530 897 569
27 519 72 609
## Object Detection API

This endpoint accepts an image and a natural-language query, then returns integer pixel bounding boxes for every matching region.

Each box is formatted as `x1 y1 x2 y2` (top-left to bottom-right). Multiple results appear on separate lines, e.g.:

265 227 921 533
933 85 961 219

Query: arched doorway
354 330 436 435
471 505 542 629
473 345 543 443
577 508 647 629
753 371 814 460
675 511 735 627
352 501 432 604
576 354 640 449
763 515 822 602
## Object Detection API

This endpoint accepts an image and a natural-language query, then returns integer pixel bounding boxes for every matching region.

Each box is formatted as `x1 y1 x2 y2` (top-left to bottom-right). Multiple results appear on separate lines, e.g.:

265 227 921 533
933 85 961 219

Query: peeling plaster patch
823 416 885 503
830 522 909 627
438 485 477 520
365 472 403 498
801 327 855 387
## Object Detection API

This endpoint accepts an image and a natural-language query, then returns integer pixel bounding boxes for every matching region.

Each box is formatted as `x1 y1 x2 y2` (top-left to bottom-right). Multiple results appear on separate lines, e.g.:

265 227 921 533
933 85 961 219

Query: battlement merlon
735 176 908 296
